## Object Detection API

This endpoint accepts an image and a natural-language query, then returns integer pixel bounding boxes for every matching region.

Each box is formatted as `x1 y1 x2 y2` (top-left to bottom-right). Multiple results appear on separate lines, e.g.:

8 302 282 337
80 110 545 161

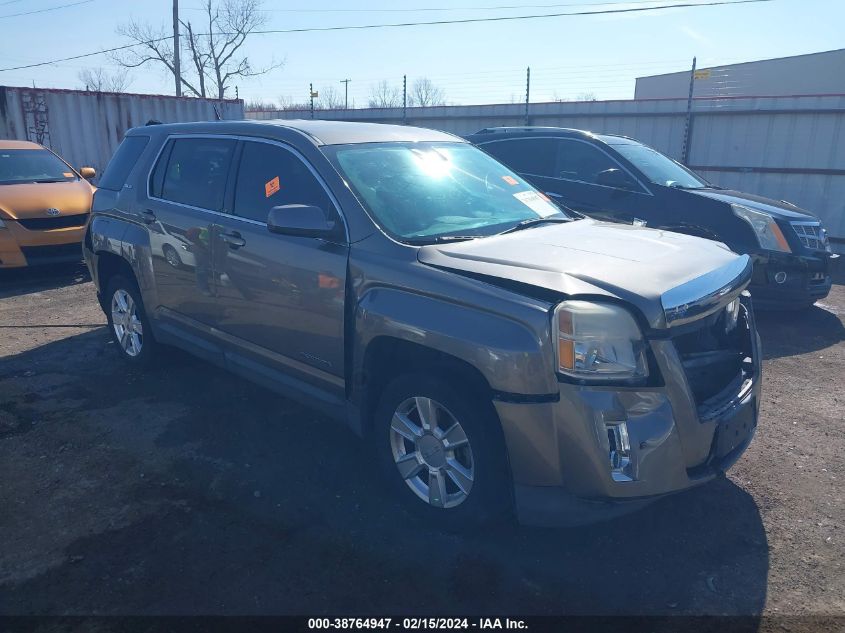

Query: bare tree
245 99 277 111
277 95 310 111
368 80 402 108
113 19 206 97
408 77 445 107
78 67 132 93
114 0 281 99
316 85 344 110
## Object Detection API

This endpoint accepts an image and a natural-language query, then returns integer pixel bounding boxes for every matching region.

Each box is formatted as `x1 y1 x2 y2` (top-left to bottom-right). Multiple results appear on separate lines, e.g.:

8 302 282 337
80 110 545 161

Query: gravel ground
0 263 843 621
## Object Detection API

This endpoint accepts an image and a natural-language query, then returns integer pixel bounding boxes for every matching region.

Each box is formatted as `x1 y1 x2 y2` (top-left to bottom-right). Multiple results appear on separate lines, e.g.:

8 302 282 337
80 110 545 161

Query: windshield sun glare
326 142 568 242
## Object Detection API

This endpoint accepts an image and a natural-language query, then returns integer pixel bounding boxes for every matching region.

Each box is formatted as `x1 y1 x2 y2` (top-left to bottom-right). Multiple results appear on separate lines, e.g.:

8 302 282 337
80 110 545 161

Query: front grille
20 242 83 264
17 213 88 231
672 298 754 414
791 221 827 250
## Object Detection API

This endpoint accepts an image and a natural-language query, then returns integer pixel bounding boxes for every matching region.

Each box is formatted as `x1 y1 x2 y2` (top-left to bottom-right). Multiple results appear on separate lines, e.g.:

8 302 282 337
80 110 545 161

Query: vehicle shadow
0 329 769 617
755 303 845 360
0 262 89 300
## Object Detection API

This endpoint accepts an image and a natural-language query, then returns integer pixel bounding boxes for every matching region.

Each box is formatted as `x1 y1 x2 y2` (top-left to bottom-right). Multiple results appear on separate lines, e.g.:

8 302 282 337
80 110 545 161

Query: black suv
467 127 838 309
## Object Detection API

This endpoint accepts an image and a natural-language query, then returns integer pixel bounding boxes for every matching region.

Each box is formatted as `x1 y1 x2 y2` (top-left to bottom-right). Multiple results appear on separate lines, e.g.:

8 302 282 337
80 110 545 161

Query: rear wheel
163 243 182 268
105 275 157 366
373 373 512 530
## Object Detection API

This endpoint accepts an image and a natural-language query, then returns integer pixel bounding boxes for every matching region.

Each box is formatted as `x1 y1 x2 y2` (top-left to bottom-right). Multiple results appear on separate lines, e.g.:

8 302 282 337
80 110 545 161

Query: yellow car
0 140 95 268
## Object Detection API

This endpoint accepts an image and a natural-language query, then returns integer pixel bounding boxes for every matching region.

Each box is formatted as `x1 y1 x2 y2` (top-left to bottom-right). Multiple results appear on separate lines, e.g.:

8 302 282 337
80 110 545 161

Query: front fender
354 286 558 397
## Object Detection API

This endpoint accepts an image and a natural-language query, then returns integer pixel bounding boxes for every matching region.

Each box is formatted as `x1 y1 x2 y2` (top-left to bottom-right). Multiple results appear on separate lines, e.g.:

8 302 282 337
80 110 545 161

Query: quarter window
232 141 333 223
154 137 236 211
99 135 149 191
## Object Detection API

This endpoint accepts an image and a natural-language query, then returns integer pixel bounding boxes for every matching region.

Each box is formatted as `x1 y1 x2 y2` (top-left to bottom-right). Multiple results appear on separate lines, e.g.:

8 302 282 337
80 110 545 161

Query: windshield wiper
499 216 571 235
406 235 483 245
667 183 708 190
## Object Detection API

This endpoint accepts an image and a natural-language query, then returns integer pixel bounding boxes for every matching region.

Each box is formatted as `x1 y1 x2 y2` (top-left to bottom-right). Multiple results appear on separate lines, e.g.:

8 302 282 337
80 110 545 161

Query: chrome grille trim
791 221 826 250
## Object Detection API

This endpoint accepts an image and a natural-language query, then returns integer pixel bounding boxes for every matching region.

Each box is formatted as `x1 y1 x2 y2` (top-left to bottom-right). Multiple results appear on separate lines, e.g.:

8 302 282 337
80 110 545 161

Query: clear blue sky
0 0 841 106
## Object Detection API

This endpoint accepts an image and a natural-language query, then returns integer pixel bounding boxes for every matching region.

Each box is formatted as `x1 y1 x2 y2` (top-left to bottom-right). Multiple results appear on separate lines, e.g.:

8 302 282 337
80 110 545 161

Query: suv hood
418 219 751 328
689 188 817 221
0 180 93 220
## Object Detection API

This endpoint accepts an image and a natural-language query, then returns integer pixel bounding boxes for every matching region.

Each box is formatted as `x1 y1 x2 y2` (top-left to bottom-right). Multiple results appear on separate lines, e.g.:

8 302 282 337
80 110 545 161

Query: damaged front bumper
497 294 761 527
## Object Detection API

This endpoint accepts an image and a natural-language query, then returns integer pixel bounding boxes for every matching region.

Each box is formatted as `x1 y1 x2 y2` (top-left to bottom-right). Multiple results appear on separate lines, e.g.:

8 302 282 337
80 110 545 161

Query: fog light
774 271 787 284
606 422 633 482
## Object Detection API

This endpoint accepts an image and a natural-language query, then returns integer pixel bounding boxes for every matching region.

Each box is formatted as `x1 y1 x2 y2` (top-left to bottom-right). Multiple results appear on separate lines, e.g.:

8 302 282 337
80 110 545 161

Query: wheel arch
351 286 558 432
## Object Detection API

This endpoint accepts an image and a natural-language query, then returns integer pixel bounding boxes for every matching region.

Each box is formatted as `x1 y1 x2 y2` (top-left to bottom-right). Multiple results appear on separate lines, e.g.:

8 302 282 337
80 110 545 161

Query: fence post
403 75 407 125
524 67 531 126
681 56 696 164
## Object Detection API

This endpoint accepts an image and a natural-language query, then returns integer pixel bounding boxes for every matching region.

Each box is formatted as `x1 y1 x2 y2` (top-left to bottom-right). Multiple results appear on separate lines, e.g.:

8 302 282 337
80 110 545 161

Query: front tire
373 373 512 530
105 275 157 366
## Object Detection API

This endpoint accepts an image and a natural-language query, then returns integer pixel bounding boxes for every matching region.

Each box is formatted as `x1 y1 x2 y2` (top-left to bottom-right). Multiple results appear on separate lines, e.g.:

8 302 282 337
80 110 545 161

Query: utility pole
524 67 530 125
310 83 315 119
402 75 407 124
340 78 351 110
172 0 181 97
681 56 697 165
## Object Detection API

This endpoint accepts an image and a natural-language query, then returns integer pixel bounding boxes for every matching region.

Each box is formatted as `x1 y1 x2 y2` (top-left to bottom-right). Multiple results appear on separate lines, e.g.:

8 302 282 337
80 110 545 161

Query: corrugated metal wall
0 86 244 178
249 95 845 250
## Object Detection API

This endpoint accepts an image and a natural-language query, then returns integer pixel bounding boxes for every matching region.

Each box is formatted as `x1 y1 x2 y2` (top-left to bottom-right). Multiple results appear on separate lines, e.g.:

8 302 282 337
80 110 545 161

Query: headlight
732 204 790 252
554 301 648 381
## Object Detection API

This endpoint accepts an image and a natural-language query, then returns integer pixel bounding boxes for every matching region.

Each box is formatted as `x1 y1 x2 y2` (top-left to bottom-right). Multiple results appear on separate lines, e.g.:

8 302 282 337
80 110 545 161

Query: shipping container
0 85 244 179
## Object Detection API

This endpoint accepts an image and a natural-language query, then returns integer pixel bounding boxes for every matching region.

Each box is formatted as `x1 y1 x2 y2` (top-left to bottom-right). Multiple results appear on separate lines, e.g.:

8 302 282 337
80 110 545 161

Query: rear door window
480 138 558 177
98 135 150 191
232 141 334 223
155 137 236 211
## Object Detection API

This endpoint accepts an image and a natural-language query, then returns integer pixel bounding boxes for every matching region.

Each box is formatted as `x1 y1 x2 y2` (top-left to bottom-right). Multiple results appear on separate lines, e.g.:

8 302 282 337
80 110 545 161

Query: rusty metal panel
0 86 244 177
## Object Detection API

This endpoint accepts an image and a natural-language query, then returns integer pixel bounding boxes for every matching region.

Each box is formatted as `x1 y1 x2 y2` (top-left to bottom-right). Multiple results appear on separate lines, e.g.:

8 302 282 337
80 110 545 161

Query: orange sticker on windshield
502 175 519 185
62 172 73 177
265 176 280 197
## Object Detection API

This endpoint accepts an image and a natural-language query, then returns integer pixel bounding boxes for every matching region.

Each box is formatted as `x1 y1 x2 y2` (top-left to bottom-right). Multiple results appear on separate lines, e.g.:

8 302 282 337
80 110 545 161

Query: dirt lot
0 264 843 619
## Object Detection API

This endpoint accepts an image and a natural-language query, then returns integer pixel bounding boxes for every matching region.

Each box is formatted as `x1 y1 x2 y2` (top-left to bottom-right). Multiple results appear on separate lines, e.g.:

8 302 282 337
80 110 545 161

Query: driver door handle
220 230 246 249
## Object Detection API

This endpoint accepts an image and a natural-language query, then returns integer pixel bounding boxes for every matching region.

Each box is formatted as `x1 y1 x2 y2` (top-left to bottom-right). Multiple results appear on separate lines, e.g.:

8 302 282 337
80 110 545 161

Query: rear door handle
220 231 246 249
141 209 157 224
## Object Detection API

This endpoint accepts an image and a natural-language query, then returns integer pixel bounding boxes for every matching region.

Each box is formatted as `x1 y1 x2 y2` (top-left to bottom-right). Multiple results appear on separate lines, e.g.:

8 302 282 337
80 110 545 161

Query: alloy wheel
389 396 475 508
111 289 143 357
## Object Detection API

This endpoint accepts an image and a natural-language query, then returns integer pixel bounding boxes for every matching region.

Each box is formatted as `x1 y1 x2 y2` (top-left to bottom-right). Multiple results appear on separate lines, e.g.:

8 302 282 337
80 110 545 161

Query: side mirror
79 166 96 180
267 204 337 239
595 168 636 191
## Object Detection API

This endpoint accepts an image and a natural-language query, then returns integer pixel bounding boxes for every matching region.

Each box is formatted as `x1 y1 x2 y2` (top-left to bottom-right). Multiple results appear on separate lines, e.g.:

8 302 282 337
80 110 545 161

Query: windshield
610 142 709 189
0 149 77 185
325 142 569 242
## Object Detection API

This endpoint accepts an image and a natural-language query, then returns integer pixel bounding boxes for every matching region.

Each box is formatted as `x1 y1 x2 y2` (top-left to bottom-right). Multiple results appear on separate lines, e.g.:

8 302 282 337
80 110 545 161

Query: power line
0 0 774 73
183 0 707 13
0 0 93 19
